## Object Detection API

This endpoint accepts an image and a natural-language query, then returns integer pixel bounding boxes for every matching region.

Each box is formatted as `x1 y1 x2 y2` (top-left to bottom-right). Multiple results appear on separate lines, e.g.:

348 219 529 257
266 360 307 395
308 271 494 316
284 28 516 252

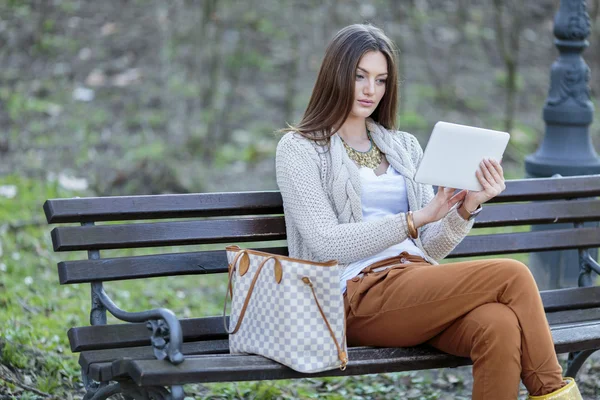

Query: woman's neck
337 116 368 144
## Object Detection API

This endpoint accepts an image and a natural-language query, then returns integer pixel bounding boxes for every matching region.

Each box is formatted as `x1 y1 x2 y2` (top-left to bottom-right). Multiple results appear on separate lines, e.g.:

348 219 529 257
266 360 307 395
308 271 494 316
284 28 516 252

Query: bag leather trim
226 245 338 267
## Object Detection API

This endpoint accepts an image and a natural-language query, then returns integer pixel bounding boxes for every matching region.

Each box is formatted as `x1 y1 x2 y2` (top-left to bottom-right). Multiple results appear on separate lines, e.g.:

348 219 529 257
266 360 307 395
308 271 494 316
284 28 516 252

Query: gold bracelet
406 211 419 239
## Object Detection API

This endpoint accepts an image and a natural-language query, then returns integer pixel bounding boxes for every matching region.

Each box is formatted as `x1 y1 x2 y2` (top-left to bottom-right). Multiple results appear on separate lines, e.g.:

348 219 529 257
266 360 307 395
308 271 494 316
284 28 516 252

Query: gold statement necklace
341 131 383 169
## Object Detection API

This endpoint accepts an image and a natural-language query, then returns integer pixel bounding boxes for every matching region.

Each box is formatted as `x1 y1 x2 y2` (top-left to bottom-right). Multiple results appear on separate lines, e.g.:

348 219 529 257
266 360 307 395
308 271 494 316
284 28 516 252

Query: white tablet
414 121 510 192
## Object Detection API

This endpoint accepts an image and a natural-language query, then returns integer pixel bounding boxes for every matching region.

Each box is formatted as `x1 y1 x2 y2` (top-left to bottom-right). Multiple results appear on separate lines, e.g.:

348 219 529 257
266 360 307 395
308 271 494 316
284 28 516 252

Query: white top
340 164 425 293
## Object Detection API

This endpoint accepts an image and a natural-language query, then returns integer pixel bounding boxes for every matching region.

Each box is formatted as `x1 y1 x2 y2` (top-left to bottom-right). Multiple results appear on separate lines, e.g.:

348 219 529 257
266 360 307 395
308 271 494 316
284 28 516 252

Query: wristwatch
457 202 482 221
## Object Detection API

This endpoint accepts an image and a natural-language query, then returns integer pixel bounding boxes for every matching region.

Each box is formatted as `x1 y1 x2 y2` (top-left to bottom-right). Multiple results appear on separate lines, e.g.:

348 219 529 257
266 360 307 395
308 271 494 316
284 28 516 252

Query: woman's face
350 50 388 120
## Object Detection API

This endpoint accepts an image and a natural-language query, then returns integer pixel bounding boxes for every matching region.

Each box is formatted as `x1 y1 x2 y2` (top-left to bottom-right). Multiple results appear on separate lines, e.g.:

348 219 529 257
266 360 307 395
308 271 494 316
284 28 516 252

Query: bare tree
492 0 524 134
405 0 471 105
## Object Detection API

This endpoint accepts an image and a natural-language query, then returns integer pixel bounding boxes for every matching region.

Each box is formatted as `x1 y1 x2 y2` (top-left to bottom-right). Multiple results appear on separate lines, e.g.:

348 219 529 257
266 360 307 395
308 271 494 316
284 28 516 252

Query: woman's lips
358 100 374 107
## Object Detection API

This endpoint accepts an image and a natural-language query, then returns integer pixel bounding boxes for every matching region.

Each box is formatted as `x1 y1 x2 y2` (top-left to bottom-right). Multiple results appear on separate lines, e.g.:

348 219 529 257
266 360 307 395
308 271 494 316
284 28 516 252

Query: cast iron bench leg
566 348 599 378
82 374 185 400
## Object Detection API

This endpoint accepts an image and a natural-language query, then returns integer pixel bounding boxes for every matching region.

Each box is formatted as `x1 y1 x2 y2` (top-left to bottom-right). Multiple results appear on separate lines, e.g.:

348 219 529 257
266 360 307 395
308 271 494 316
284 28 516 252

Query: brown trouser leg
344 253 564 400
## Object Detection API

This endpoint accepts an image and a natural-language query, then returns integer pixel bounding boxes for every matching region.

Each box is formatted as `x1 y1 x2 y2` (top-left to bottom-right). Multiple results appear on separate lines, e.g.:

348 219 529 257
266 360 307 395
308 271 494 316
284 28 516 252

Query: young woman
275 24 581 400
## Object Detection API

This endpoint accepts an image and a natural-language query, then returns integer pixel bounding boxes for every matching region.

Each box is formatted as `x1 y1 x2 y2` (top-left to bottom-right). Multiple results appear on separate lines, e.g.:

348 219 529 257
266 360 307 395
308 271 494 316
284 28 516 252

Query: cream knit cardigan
275 118 474 271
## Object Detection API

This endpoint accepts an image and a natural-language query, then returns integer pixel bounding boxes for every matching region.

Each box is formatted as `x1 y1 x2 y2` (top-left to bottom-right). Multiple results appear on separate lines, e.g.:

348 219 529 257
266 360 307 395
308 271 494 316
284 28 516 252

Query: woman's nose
363 79 375 95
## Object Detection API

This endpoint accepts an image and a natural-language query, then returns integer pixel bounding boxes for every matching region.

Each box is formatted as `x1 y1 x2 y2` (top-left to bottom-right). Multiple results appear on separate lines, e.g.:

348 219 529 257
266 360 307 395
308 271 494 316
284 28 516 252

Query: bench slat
475 199 600 228
68 316 229 352
448 227 600 258
49 196 600 253
58 247 289 284
113 346 472 386
50 212 600 252
546 308 600 326
551 321 600 353
491 175 600 203
80 340 230 374
540 286 600 312
88 346 465 383
43 191 283 224
56 226 600 282
42 175 600 224
51 217 287 251
68 287 600 352
110 321 600 386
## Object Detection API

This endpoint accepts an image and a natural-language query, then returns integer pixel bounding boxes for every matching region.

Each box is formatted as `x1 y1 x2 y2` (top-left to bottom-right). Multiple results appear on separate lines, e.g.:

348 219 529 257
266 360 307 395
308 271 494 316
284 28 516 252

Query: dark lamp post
525 0 600 177
526 0 599 290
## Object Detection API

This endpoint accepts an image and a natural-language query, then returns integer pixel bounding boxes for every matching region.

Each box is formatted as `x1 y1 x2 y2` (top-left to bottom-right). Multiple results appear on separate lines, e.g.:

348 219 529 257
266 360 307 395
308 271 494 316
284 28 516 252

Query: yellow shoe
528 377 582 399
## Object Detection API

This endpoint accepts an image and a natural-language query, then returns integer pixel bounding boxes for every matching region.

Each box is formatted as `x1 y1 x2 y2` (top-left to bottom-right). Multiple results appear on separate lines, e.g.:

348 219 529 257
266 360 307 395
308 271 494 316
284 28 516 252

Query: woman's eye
377 79 387 85
356 74 364 80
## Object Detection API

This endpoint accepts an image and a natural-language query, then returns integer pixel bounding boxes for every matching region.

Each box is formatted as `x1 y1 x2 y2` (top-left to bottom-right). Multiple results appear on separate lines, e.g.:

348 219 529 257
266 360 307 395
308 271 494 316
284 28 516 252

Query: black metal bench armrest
581 251 600 275
95 286 184 365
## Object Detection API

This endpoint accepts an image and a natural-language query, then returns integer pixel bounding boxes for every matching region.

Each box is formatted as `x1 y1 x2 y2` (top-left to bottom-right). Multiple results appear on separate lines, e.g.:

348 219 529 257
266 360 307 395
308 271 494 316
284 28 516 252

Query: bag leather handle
223 252 280 334
223 249 249 334
302 277 348 370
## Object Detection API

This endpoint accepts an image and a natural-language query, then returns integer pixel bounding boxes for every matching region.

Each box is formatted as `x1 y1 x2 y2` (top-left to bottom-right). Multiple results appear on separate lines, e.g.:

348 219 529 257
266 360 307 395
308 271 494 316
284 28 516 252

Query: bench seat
82 318 600 386
76 286 600 385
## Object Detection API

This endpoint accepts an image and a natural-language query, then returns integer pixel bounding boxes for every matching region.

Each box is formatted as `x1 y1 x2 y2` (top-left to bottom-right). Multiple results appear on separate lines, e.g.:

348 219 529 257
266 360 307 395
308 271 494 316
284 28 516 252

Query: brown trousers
344 252 565 400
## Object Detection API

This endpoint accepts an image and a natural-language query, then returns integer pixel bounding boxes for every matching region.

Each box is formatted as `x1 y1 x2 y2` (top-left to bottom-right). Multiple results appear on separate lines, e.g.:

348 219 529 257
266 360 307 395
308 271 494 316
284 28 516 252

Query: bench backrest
44 175 600 353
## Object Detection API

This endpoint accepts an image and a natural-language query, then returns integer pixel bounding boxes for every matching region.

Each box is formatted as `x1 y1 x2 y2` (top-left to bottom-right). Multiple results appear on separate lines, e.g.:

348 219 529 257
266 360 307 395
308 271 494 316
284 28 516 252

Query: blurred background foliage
2 0 600 398
0 0 598 195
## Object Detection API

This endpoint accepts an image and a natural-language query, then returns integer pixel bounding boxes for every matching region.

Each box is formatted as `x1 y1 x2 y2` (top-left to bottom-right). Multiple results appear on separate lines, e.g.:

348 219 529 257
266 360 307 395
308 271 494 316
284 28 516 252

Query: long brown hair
285 24 399 142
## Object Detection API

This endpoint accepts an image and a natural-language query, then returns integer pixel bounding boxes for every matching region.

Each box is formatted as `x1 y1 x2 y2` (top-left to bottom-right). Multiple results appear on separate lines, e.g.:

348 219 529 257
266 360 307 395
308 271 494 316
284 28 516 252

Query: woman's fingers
450 189 467 201
490 158 504 175
481 158 506 194
435 186 455 200
449 189 467 206
480 159 497 185
484 158 504 184
483 159 498 182
476 168 492 189
443 187 459 202
489 158 506 190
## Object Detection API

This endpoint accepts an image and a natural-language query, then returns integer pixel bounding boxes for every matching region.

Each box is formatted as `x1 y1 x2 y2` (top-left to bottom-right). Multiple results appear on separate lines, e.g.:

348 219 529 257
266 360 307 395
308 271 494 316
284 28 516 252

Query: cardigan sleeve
276 133 412 264
407 134 475 261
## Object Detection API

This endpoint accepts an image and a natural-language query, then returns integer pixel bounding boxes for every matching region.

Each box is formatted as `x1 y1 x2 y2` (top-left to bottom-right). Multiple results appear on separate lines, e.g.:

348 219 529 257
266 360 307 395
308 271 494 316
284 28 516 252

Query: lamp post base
524 172 599 290
525 155 600 178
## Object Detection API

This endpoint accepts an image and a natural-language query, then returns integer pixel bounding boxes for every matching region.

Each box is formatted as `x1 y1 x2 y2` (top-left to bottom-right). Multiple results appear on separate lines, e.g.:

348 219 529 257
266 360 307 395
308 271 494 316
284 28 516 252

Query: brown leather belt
354 252 429 280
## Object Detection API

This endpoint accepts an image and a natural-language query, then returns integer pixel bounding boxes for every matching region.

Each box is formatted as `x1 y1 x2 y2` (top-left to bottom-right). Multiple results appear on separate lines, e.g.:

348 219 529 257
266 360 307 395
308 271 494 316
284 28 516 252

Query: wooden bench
43 175 600 399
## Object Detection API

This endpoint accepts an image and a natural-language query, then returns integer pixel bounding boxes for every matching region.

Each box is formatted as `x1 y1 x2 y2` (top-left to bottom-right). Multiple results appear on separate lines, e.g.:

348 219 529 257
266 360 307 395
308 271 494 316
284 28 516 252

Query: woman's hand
413 186 467 228
412 158 505 228
462 158 506 212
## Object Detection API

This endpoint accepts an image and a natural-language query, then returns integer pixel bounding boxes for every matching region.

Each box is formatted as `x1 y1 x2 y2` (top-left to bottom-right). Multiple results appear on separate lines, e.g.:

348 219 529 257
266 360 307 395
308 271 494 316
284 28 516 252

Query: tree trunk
284 32 300 125
492 0 522 133
221 28 248 144
202 21 225 162
505 60 517 134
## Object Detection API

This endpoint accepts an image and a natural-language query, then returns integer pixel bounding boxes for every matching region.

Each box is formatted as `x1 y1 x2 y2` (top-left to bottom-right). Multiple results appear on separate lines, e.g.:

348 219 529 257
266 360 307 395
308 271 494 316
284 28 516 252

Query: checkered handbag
223 245 348 373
